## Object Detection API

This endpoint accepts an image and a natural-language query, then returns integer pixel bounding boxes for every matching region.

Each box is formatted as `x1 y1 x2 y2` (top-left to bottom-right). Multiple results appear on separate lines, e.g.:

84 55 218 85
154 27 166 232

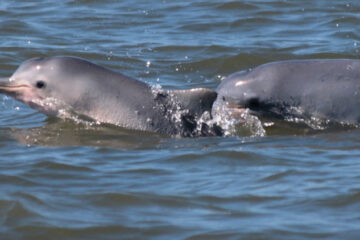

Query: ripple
0 175 37 187
3 201 44 227
230 17 280 28
260 169 303 182
14 225 144 240
1 0 360 239
0 20 33 34
317 191 360 208
217 1 258 11
32 161 95 172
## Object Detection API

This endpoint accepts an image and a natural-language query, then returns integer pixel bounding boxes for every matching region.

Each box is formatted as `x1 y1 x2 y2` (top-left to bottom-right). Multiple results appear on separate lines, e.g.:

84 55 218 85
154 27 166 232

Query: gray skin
213 59 360 124
0 56 219 136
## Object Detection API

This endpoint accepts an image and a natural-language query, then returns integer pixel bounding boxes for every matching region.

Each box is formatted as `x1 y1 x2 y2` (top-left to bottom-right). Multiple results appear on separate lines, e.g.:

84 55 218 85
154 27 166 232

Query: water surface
1 1 360 239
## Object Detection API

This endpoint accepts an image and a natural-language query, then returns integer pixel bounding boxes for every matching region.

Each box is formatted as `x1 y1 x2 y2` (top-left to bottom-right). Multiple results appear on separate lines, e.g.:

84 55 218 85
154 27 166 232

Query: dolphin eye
36 80 46 89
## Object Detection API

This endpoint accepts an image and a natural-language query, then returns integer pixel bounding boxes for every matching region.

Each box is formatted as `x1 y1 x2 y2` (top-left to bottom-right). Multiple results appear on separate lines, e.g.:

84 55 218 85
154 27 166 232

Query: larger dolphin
0 56 219 136
213 59 360 125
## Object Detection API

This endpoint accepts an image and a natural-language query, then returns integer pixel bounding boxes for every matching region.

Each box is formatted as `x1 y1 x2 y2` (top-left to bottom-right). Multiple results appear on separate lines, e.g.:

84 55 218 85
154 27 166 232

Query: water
1 0 360 239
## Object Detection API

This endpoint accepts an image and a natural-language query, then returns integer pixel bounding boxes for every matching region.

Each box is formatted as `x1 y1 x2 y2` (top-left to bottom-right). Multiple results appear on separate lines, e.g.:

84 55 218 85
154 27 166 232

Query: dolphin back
167 88 217 116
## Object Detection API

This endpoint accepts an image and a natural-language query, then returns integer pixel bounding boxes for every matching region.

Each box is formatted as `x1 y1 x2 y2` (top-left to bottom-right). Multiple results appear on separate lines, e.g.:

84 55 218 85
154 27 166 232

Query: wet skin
0 56 218 136
213 59 360 124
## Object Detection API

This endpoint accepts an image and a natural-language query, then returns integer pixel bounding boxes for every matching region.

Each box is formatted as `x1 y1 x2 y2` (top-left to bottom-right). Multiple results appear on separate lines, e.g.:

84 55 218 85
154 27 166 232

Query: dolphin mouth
225 98 287 120
225 104 250 119
226 103 248 112
223 95 280 116
0 78 31 96
223 96 259 116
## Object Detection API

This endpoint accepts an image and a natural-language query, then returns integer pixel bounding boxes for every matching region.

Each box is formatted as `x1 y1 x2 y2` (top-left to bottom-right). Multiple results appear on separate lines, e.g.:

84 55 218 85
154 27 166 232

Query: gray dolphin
0 56 220 136
213 59 360 125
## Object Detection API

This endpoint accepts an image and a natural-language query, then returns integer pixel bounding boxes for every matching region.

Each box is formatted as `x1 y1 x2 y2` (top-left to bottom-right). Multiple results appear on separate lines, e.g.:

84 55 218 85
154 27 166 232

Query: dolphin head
212 69 279 119
0 56 102 116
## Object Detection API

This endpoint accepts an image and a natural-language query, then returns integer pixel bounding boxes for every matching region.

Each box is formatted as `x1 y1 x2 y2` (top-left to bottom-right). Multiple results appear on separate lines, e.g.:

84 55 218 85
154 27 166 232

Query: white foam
211 104 266 137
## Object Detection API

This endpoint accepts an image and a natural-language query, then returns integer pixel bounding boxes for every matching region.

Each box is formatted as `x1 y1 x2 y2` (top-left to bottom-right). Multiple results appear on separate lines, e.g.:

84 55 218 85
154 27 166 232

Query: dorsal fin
167 88 217 115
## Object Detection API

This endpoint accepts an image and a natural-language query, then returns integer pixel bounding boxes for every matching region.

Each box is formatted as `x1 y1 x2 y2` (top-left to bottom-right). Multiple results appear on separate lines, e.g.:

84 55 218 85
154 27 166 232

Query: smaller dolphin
0 56 220 136
213 59 360 125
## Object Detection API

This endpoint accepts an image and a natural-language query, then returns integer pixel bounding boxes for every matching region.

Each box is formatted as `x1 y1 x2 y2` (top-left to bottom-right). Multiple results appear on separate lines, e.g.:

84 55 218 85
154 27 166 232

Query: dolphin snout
0 78 12 93
0 78 30 90
0 77 31 97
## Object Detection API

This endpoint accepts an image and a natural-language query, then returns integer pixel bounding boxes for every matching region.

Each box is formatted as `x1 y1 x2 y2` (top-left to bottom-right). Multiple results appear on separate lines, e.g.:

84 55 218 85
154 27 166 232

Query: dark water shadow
2 111 359 150
253 112 360 137
6 118 166 150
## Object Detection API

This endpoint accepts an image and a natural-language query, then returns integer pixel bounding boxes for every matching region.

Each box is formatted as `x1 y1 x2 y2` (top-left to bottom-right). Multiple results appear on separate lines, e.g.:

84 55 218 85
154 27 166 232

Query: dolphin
0 56 220 137
213 59 360 125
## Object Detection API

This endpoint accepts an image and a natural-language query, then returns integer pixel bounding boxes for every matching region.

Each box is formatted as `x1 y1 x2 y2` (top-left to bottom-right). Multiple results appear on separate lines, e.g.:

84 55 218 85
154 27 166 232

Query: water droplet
263 122 274 127
106 51 113 60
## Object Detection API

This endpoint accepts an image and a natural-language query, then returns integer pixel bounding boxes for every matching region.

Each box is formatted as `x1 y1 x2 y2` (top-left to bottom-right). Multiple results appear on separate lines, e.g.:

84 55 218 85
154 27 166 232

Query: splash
283 106 334 130
211 105 266 137
150 85 266 137
30 97 66 116
57 109 100 127
31 97 99 128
